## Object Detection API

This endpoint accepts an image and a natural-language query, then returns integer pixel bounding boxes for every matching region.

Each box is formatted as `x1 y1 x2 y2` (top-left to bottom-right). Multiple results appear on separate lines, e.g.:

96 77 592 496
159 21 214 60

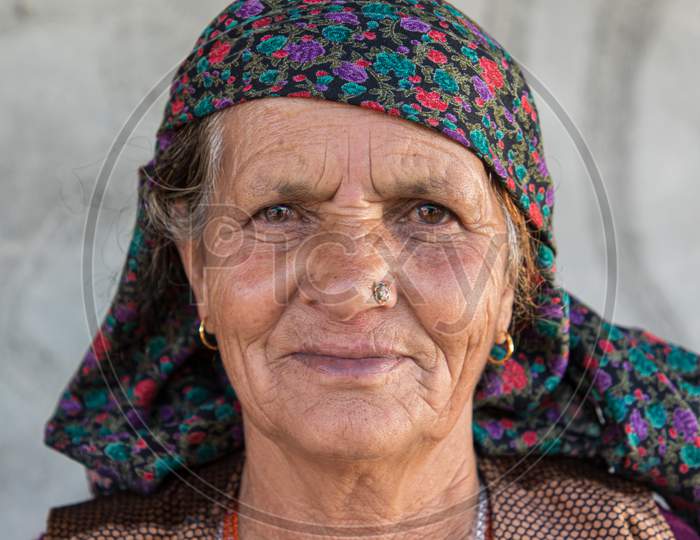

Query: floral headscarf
44 0 700 528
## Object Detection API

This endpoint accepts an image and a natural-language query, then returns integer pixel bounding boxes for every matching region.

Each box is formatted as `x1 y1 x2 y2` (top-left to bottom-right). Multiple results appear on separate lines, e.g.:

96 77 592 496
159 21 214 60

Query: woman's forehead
216 111 491 212
220 97 485 177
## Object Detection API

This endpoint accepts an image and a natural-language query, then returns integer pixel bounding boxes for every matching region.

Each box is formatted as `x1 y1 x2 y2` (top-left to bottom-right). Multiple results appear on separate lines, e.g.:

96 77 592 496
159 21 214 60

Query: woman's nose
296 231 397 322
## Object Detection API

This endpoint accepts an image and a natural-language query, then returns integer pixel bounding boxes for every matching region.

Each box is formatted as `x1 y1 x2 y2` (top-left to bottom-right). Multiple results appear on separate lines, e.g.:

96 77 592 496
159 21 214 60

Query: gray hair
146 111 226 242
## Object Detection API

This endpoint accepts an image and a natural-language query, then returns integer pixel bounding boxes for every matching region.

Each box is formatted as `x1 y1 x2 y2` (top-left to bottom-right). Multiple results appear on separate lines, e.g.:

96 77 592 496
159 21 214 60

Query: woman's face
177 97 514 460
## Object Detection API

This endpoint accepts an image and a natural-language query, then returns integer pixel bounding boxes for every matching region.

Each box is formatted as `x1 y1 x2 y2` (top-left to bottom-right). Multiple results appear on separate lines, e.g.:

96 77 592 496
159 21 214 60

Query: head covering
44 0 700 528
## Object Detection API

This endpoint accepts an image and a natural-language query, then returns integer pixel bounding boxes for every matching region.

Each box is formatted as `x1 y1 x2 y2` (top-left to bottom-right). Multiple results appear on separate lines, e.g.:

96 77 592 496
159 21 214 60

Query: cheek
401 238 505 377
207 246 289 337
403 239 504 328
205 247 296 414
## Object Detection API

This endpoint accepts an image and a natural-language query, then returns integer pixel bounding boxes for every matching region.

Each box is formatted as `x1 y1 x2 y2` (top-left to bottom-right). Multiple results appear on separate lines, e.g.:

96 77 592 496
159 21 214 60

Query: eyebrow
273 180 432 199
276 181 315 200
270 179 440 207
390 178 432 197
271 177 450 200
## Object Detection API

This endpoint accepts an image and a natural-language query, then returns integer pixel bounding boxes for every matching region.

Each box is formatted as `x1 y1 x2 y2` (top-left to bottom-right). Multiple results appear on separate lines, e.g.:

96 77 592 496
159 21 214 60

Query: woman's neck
235 413 480 540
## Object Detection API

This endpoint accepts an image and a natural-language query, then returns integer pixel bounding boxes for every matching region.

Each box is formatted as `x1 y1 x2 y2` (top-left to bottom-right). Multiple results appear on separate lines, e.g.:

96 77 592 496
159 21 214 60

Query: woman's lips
290 352 408 377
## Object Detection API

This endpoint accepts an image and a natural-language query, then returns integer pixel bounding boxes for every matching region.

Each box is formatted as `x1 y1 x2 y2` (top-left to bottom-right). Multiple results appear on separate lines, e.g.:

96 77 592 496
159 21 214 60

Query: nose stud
371 281 391 305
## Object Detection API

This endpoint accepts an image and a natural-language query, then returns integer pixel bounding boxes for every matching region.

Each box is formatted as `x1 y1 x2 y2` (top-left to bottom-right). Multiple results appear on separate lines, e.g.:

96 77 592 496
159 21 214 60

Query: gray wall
1 1 698 538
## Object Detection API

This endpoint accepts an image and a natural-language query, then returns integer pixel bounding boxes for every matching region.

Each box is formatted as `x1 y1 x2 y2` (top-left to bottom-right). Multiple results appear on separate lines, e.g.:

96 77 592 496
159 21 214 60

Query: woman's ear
172 200 211 330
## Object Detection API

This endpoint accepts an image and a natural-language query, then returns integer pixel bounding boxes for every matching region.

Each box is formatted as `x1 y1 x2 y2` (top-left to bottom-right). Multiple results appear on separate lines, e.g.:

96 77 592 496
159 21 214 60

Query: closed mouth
289 352 408 377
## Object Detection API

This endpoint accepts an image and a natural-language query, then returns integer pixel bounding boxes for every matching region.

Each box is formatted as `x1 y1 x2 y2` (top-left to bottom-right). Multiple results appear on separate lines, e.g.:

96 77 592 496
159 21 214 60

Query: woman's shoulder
479 454 677 539
43 451 244 539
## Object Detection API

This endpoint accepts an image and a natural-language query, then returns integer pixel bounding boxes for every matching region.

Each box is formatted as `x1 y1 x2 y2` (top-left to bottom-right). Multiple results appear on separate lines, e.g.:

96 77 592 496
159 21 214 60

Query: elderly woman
42 0 699 538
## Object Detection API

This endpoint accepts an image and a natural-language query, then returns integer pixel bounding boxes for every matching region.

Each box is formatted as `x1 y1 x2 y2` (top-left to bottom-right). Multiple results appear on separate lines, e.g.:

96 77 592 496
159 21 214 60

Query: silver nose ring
371 281 391 305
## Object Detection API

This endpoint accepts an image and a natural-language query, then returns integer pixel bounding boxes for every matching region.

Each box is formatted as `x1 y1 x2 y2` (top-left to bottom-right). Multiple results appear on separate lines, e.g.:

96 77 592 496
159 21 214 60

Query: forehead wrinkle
368 128 381 199
298 137 330 199
371 149 481 204
233 151 309 201
368 125 486 199
317 136 330 193
226 101 321 178
400 148 486 204
372 123 468 163
233 139 309 178
239 140 333 203
277 131 333 200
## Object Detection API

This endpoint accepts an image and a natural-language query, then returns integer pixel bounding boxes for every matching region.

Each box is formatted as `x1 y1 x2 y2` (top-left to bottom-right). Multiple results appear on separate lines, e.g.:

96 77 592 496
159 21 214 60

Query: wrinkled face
177 97 514 460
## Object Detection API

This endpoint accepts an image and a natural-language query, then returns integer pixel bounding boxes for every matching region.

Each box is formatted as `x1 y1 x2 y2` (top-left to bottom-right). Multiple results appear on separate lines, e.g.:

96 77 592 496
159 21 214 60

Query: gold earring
198 320 218 351
487 332 514 366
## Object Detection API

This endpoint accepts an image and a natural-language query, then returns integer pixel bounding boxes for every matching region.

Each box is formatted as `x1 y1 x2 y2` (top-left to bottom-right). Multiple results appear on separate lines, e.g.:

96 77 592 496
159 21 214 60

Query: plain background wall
1 1 698 538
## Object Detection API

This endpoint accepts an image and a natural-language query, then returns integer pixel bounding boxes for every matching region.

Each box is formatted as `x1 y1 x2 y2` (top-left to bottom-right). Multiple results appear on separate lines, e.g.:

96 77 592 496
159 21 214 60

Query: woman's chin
279 396 421 461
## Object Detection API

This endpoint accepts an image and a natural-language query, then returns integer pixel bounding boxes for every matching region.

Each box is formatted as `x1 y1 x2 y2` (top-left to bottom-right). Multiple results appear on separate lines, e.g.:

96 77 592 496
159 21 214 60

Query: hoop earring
198 320 218 351
488 332 514 366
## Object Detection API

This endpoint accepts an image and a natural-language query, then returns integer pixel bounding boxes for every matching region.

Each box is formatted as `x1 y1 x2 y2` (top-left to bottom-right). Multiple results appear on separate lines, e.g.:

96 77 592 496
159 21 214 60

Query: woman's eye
411 202 454 225
255 204 296 224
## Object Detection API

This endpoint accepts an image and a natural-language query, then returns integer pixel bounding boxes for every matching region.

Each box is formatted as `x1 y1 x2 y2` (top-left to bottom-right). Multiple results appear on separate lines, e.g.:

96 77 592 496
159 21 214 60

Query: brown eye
258 204 295 223
413 202 452 225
